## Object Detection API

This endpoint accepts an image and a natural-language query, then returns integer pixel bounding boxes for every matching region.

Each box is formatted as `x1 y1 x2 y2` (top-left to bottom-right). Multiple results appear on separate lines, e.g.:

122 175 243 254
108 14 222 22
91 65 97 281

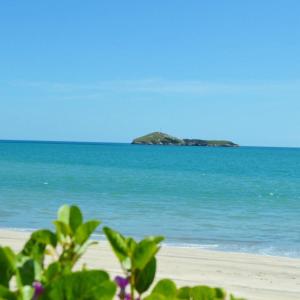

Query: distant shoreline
0 225 299 259
132 132 239 147
0 139 299 149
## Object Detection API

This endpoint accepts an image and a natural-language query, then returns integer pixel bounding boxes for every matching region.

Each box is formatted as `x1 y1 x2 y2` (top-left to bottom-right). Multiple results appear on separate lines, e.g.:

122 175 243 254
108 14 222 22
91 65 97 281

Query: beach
1 229 300 300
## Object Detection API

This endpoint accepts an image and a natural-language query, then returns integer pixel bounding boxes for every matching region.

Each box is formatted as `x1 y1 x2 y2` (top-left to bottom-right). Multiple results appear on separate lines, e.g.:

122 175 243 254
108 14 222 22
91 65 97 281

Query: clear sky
1 1 299 147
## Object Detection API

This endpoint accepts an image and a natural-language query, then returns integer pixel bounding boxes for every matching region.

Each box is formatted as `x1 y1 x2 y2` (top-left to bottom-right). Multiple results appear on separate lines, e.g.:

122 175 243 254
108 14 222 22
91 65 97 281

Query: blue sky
0 1 299 146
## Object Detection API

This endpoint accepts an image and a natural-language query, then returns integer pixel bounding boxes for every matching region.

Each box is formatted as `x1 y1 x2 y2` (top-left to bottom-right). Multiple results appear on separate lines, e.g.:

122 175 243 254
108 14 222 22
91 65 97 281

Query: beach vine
0 205 245 300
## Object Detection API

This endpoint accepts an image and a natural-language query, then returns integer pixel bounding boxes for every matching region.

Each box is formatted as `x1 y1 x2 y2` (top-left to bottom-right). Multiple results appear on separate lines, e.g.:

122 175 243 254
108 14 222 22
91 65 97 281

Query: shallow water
0 141 299 257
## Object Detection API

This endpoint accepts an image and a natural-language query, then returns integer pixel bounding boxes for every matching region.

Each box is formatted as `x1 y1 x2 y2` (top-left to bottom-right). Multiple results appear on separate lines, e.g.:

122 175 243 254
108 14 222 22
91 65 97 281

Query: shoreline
1 229 300 300
1 227 298 260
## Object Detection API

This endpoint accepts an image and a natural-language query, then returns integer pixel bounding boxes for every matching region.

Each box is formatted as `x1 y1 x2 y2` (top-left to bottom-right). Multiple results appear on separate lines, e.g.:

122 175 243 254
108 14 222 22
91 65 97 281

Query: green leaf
20 286 34 300
151 279 177 298
121 257 131 271
53 220 71 239
147 282 208 300
132 240 159 270
30 230 57 247
177 287 191 299
0 247 16 287
145 236 164 245
190 286 226 300
21 238 46 265
21 229 57 270
134 257 156 294
75 220 100 245
74 240 98 261
103 227 128 264
41 270 116 300
0 285 17 300
126 237 137 255
57 205 83 233
17 259 35 286
44 262 61 282
214 288 226 299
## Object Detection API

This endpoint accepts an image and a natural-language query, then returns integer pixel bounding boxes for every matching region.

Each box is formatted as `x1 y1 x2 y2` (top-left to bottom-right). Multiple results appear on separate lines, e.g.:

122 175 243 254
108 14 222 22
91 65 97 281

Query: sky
0 1 300 147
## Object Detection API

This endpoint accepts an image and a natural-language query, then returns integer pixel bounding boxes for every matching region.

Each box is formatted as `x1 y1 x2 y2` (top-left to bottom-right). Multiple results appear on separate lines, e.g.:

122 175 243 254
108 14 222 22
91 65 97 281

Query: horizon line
0 138 300 149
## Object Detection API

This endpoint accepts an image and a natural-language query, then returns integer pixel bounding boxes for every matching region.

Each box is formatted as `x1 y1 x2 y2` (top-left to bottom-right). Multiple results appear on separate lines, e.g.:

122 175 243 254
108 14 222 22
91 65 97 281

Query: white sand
1 229 300 300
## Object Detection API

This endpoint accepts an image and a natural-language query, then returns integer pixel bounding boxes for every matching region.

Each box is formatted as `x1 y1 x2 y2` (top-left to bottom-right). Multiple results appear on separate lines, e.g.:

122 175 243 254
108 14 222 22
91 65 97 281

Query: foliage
103 227 163 299
0 205 245 300
144 279 245 300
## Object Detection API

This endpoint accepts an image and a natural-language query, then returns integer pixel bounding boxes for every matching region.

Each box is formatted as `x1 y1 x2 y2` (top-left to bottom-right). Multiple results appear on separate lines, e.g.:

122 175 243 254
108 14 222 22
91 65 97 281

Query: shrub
0 205 245 300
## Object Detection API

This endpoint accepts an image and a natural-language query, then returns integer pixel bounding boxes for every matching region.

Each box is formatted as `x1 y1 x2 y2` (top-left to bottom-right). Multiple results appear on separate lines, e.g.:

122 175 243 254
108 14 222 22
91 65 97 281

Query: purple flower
32 282 44 300
124 294 131 300
115 276 129 289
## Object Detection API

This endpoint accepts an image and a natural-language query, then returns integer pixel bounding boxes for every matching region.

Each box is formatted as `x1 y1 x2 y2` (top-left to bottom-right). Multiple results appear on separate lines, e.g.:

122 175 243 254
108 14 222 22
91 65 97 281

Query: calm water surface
0 141 299 257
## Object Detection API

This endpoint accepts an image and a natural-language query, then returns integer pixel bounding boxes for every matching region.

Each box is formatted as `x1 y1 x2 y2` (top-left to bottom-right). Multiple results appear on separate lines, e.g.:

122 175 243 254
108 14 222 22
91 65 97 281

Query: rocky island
132 132 239 147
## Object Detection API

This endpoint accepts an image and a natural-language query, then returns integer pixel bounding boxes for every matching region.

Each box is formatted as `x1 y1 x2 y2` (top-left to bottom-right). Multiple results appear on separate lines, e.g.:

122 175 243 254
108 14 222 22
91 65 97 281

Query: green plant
104 229 245 300
103 227 163 299
0 205 245 300
144 279 245 300
0 205 116 300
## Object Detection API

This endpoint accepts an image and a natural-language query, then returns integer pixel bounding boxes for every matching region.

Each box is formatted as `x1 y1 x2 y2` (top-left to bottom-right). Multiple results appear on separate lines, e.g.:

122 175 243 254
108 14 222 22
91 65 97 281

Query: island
132 132 239 147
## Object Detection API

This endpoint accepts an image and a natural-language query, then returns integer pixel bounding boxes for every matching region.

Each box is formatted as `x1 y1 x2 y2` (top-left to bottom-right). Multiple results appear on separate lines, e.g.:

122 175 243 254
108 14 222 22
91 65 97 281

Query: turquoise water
0 141 300 257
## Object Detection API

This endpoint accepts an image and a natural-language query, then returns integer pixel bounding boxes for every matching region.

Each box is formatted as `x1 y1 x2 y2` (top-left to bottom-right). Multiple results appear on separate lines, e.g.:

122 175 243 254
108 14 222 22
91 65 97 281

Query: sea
0 140 299 258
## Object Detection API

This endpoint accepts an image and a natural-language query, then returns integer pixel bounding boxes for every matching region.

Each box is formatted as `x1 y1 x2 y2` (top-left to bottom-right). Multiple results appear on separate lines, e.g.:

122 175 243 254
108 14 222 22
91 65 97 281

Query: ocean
0 140 299 257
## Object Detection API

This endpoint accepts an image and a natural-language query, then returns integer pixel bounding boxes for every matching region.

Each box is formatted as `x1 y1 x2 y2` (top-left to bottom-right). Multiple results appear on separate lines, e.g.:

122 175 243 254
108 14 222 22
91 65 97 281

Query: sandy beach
0 229 299 300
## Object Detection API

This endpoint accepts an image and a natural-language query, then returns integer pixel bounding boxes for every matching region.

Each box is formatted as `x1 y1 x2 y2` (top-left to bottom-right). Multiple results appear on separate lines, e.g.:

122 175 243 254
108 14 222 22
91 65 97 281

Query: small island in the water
132 132 239 147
